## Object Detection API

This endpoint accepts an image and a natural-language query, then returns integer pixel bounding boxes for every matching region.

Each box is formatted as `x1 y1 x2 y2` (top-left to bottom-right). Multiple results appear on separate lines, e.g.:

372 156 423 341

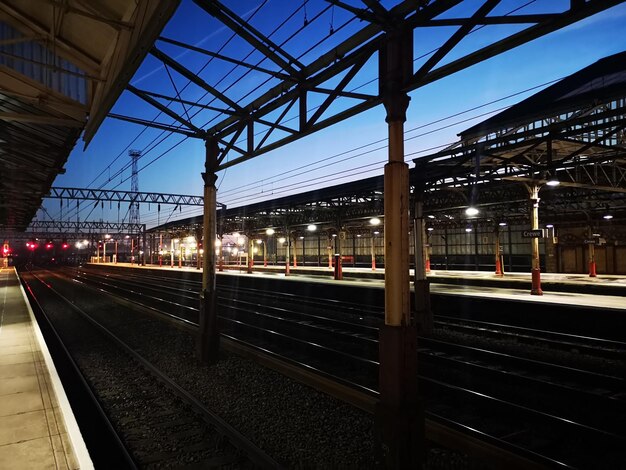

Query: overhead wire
57 0 549 226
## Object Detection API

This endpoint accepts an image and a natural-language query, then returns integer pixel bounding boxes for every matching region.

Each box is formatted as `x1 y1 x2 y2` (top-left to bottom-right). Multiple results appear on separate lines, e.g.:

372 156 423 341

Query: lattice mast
129 149 141 226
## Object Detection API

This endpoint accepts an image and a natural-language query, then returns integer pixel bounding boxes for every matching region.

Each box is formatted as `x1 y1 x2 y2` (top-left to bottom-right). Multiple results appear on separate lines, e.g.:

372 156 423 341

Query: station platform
0 267 91 469
89 262 626 311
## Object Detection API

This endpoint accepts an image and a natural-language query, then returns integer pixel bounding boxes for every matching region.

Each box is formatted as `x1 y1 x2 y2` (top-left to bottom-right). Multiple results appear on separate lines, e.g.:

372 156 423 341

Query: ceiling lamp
465 206 479 217
307 224 317 231
546 176 560 187
369 217 381 226
265 228 275 235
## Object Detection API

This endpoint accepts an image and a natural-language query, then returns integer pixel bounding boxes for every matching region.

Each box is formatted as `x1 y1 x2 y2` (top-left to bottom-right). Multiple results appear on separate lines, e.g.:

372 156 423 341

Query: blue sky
43 1 626 228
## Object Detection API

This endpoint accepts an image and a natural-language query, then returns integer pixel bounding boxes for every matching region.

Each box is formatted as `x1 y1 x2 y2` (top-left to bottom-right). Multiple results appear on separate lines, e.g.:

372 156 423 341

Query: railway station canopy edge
0 0 179 232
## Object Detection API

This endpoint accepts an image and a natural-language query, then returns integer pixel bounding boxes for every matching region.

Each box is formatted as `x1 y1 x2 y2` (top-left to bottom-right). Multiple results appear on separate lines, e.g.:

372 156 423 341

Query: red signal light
46 243 53 250
62 243 69 249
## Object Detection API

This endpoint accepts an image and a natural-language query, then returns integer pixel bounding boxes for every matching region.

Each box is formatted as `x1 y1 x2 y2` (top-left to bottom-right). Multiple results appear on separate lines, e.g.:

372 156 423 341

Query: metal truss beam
22 221 145 233
46 188 204 206
120 0 622 172
193 0 303 76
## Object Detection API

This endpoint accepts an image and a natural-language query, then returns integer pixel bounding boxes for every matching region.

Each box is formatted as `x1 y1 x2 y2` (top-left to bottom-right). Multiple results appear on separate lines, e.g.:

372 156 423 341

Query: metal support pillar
334 231 343 280
263 239 268 267
529 185 543 295
170 238 174 268
413 194 432 335
371 231 377 271
588 226 597 277
115 240 118 264
248 238 254 274
198 138 220 363
495 226 503 276
293 237 297 268
142 230 146 266
327 237 333 269
285 230 290 276
96 241 100 263
376 28 421 469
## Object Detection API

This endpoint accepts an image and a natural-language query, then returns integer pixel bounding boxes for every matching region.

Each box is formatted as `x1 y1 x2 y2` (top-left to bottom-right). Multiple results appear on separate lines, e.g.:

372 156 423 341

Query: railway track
51 265 626 467
20 266 280 469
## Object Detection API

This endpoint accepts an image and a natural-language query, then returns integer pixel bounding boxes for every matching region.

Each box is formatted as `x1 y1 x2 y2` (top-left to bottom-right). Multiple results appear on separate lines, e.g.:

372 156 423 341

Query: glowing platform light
465 207 479 217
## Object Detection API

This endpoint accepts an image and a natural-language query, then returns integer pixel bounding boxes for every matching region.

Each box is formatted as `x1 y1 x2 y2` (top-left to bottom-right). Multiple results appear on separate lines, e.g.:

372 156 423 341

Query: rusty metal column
285 229 290 276
327 236 333 269
371 231 377 271
247 238 254 274
142 229 146 266
334 231 343 280
413 192 432 335
198 138 219 363
292 236 297 268
495 225 503 276
529 184 543 295
376 29 421 469
588 226 597 277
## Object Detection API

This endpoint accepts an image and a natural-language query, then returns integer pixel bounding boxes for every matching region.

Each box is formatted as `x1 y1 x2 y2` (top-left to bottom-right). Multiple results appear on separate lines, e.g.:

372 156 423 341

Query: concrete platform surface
0 267 92 470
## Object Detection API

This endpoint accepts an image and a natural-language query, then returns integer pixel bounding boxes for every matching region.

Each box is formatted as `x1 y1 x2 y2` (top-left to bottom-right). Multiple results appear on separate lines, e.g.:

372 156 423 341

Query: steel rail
26 268 282 470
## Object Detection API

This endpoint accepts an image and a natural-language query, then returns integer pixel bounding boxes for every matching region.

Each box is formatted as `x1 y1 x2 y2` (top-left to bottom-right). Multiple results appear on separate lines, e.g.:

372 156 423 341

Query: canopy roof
0 0 178 231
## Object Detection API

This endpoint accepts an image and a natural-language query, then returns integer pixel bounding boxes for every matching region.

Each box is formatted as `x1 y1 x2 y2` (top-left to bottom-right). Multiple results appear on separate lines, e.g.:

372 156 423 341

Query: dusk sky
40 1 626 229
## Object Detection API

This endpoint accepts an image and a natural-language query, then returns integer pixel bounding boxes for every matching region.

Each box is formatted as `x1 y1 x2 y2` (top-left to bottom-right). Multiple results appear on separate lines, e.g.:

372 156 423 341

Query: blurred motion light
546 224 554 228
603 214 613 220
427 227 434 231
498 222 507 227
465 227 473 232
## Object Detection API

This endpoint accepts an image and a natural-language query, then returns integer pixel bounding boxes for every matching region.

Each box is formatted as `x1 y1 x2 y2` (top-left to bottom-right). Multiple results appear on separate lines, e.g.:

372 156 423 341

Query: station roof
460 51 626 139
0 0 179 231
150 50 626 236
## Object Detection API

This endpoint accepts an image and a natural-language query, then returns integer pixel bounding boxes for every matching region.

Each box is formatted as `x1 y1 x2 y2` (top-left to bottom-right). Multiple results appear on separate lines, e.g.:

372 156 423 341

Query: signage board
583 239 597 245
522 229 544 238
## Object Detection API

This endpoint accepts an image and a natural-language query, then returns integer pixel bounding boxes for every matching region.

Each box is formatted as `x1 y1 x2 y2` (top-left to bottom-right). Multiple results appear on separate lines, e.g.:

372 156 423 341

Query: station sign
522 229 544 238
583 239 597 245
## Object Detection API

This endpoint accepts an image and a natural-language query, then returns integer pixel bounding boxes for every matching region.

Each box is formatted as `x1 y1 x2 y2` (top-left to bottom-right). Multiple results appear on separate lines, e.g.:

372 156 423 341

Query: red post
495 257 503 276
334 254 343 280
589 260 597 277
